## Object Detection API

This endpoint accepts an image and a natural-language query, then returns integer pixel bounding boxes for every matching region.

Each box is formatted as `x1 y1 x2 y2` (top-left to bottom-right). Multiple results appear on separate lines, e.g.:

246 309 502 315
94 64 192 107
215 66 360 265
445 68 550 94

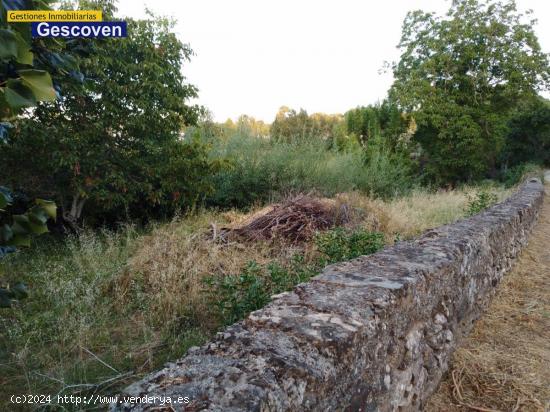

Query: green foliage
205 262 270 325
205 257 317 325
0 281 28 308
0 189 56 307
315 227 385 264
501 97 550 168
465 190 498 216
203 130 416 208
390 0 550 184
344 100 410 147
499 163 542 188
0 13 217 225
0 198 56 247
0 226 208 405
206 228 384 325
270 106 343 143
0 1 86 122
361 134 417 198
0 23 55 118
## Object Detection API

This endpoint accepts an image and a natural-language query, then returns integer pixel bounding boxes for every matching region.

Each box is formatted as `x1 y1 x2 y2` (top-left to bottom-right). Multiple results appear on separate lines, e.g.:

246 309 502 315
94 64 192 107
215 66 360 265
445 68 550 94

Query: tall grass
0 227 208 409
0 177 510 409
204 132 415 208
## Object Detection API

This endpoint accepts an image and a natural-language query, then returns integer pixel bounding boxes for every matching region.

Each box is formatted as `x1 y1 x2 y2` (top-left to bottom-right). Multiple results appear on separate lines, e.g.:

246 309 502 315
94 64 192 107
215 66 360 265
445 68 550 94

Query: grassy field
0 184 510 409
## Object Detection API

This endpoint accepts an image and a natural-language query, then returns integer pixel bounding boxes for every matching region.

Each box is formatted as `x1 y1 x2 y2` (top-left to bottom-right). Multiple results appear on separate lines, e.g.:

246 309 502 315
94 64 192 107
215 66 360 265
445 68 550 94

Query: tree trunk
62 194 86 231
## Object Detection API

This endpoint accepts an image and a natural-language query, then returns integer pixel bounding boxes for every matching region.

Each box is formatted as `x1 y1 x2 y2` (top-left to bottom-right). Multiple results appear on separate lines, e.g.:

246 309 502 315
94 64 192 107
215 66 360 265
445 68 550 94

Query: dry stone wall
113 178 545 412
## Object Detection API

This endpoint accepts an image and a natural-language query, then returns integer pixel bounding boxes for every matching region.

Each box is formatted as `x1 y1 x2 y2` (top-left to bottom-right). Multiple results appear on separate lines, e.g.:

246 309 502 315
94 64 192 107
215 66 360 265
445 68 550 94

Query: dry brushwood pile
218 195 347 243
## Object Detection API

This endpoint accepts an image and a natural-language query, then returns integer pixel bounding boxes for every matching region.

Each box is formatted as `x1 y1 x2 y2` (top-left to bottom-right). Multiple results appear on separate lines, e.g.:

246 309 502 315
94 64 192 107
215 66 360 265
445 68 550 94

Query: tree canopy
390 0 550 183
1 11 218 226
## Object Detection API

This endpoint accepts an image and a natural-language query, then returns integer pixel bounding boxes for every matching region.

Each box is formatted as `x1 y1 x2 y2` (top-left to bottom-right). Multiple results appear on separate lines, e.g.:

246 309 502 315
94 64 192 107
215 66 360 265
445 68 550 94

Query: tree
1 11 219 226
235 115 269 138
390 0 550 183
501 96 550 168
270 106 342 142
344 101 410 148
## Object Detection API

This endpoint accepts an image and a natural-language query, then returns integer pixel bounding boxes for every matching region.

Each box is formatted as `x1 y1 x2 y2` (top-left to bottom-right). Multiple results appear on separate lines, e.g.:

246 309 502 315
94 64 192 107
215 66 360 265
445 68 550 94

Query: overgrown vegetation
0 186 504 408
202 131 416 208
315 228 385 264
205 257 317 326
389 0 550 184
206 227 385 326
1 3 219 227
0 0 548 408
465 191 498 217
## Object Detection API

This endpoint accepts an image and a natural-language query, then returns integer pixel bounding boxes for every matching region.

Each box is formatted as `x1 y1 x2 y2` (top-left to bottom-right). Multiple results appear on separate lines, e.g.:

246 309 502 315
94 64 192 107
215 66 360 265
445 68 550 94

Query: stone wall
113 178 545 412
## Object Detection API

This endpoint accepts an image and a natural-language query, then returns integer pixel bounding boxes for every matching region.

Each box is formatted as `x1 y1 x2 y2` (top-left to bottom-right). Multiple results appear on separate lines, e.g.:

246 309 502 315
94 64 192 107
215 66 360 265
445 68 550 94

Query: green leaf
0 89 18 119
19 70 56 101
0 29 18 61
4 79 37 109
35 199 57 219
28 208 48 225
11 208 51 238
27 221 49 235
14 32 33 65
11 215 31 234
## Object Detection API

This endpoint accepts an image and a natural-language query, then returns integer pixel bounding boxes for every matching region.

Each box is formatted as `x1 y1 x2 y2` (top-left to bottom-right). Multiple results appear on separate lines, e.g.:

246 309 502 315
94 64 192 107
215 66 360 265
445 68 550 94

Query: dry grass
426 187 550 412
120 185 506 333
335 185 510 239
116 210 311 331
0 183 510 409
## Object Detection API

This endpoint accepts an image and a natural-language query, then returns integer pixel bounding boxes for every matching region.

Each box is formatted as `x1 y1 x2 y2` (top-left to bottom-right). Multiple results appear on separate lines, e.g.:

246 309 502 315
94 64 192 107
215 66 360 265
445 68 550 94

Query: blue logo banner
31 22 127 38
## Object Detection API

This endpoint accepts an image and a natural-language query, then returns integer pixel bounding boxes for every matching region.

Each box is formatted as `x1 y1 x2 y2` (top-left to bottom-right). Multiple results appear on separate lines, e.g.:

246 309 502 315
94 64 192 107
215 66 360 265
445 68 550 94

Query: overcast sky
115 0 550 122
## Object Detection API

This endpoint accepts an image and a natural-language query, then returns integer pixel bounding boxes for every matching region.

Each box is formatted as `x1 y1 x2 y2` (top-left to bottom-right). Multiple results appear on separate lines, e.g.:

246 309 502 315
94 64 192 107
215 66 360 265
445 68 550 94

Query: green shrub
205 257 317 325
204 132 416 208
206 228 385 325
499 163 543 188
205 262 270 325
465 191 498 217
315 227 385 264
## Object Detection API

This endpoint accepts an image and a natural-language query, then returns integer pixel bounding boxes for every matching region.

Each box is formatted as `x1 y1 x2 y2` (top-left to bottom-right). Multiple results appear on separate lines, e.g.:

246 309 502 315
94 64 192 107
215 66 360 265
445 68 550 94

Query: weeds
315 227 385 264
499 163 544 188
465 191 498 216
205 227 385 325
0 185 510 409
205 256 317 325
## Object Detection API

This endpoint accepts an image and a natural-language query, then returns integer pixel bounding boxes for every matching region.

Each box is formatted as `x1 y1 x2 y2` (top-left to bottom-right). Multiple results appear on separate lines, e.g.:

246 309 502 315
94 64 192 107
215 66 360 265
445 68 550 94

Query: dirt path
426 178 550 412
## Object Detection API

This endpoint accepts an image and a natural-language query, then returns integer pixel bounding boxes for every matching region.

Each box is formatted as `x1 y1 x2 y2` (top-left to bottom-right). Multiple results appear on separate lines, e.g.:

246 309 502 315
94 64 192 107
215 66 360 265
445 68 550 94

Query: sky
115 0 550 122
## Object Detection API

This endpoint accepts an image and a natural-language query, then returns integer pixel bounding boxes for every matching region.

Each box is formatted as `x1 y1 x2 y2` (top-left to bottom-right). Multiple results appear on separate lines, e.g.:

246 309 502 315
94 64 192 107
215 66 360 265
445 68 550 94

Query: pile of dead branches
221 195 344 243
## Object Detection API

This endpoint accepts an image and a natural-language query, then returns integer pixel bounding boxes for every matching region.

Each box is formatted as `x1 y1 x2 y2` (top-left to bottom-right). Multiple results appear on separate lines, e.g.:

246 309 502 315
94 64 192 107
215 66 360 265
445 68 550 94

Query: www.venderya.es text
11 394 190 407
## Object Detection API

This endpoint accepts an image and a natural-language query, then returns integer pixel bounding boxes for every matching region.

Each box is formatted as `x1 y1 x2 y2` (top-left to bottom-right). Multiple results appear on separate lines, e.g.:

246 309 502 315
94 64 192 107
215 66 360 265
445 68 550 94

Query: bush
205 256 316 325
206 227 385 325
0 17 207 227
499 163 543 188
315 227 385 264
203 132 416 208
465 191 498 217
